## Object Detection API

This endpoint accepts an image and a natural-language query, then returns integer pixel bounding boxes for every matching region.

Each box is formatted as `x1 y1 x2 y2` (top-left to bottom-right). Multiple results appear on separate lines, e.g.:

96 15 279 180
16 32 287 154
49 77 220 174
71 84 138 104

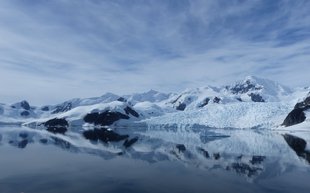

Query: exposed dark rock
20 100 30 110
229 163 262 177
282 94 310 127
20 111 30 116
117 97 127 102
229 80 263 94
44 118 69 127
176 103 186 111
41 106 49 111
294 95 310 110
18 139 28 148
197 147 210 158
198 98 210 108
124 106 139 118
44 118 69 134
248 93 265 102
171 95 182 104
123 137 139 148
283 134 306 155
176 144 186 152
52 102 72 114
11 105 16 109
83 128 129 143
250 156 266 165
213 97 221 103
282 109 306 127
84 111 130 126
19 133 28 139
213 153 220 160
236 98 242 102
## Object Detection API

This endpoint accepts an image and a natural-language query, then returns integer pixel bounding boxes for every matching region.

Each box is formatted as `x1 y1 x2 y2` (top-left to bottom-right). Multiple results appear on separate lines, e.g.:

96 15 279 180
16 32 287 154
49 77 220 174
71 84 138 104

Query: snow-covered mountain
0 76 309 131
1 76 310 174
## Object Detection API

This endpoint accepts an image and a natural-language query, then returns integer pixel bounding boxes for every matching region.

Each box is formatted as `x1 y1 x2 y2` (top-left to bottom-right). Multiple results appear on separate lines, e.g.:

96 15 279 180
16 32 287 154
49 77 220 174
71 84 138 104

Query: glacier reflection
0 126 310 193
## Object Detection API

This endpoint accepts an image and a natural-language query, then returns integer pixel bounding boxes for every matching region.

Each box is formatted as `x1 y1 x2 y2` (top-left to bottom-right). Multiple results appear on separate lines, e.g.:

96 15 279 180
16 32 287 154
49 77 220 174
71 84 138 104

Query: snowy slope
0 76 309 130
0 100 37 124
24 101 141 130
124 89 171 104
164 76 293 112
226 76 293 102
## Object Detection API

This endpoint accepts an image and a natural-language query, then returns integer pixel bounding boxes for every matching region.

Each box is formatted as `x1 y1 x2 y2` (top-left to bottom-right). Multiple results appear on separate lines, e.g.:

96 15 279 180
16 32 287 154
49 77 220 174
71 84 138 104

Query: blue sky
0 0 309 105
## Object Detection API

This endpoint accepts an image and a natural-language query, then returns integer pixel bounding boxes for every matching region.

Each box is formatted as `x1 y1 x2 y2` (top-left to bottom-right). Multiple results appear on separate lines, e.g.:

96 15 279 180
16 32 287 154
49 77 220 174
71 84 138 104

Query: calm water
0 126 310 193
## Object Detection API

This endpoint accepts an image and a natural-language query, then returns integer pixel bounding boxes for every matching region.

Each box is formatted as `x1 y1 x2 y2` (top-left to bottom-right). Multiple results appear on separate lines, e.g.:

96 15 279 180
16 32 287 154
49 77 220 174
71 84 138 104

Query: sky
0 0 309 105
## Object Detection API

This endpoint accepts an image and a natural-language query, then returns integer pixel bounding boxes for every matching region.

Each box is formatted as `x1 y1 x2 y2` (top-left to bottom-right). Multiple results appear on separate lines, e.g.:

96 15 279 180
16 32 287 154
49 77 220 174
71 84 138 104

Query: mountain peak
226 76 292 101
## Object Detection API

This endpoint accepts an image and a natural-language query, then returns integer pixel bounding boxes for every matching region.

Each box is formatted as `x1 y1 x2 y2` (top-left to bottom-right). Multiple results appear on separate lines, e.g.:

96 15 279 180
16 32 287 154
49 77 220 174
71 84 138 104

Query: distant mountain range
0 76 309 131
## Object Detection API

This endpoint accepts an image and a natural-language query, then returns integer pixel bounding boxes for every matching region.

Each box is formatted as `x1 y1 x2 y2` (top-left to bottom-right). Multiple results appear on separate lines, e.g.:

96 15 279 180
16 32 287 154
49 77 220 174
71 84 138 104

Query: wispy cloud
0 0 309 104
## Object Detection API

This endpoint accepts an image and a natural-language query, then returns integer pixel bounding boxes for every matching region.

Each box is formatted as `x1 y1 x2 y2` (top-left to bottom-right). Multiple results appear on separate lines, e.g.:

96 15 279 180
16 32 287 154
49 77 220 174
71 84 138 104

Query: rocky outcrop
198 98 210 108
20 100 31 110
83 111 130 126
41 106 49 111
176 103 186 111
228 79 263 94
197 147 210 158
213 97 221 104
282 109 306 127
282 94 310 127
124 106 139 118
117 97 127 102
52 102 72 114
248 93 265 102
44 118 69 134
294 95 310 109
20 111 30 117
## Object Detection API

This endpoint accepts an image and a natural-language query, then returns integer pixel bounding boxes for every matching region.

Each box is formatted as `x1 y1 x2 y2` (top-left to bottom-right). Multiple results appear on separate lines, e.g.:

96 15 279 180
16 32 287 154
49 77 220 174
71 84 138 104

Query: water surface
0 126 309 193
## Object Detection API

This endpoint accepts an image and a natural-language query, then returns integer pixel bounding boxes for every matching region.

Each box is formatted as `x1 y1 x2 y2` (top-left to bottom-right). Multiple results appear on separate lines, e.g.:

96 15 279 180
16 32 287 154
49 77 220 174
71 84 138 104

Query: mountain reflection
0 125 309 181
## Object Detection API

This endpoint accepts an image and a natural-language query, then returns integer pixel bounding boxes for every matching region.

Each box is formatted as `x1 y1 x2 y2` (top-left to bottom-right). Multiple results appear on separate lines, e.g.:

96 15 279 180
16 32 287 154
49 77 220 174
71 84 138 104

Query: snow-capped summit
11 100 32 110
226 76 292 102
0 100 36 123
0 75 308 130
165 76 293 112
124 89 171 104
167 86 222 111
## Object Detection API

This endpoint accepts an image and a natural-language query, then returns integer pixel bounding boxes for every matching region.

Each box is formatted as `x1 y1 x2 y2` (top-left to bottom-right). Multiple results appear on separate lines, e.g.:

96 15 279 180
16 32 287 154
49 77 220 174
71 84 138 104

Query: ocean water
0 126 309 193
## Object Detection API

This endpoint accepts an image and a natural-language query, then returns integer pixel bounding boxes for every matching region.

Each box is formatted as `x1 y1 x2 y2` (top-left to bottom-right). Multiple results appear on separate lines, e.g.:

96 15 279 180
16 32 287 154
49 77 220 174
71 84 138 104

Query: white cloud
0 0 309 105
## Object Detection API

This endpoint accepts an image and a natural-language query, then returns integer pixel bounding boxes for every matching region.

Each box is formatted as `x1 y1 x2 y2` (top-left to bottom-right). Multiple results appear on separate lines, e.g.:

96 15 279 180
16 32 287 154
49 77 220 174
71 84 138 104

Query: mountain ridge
0 76 309 130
